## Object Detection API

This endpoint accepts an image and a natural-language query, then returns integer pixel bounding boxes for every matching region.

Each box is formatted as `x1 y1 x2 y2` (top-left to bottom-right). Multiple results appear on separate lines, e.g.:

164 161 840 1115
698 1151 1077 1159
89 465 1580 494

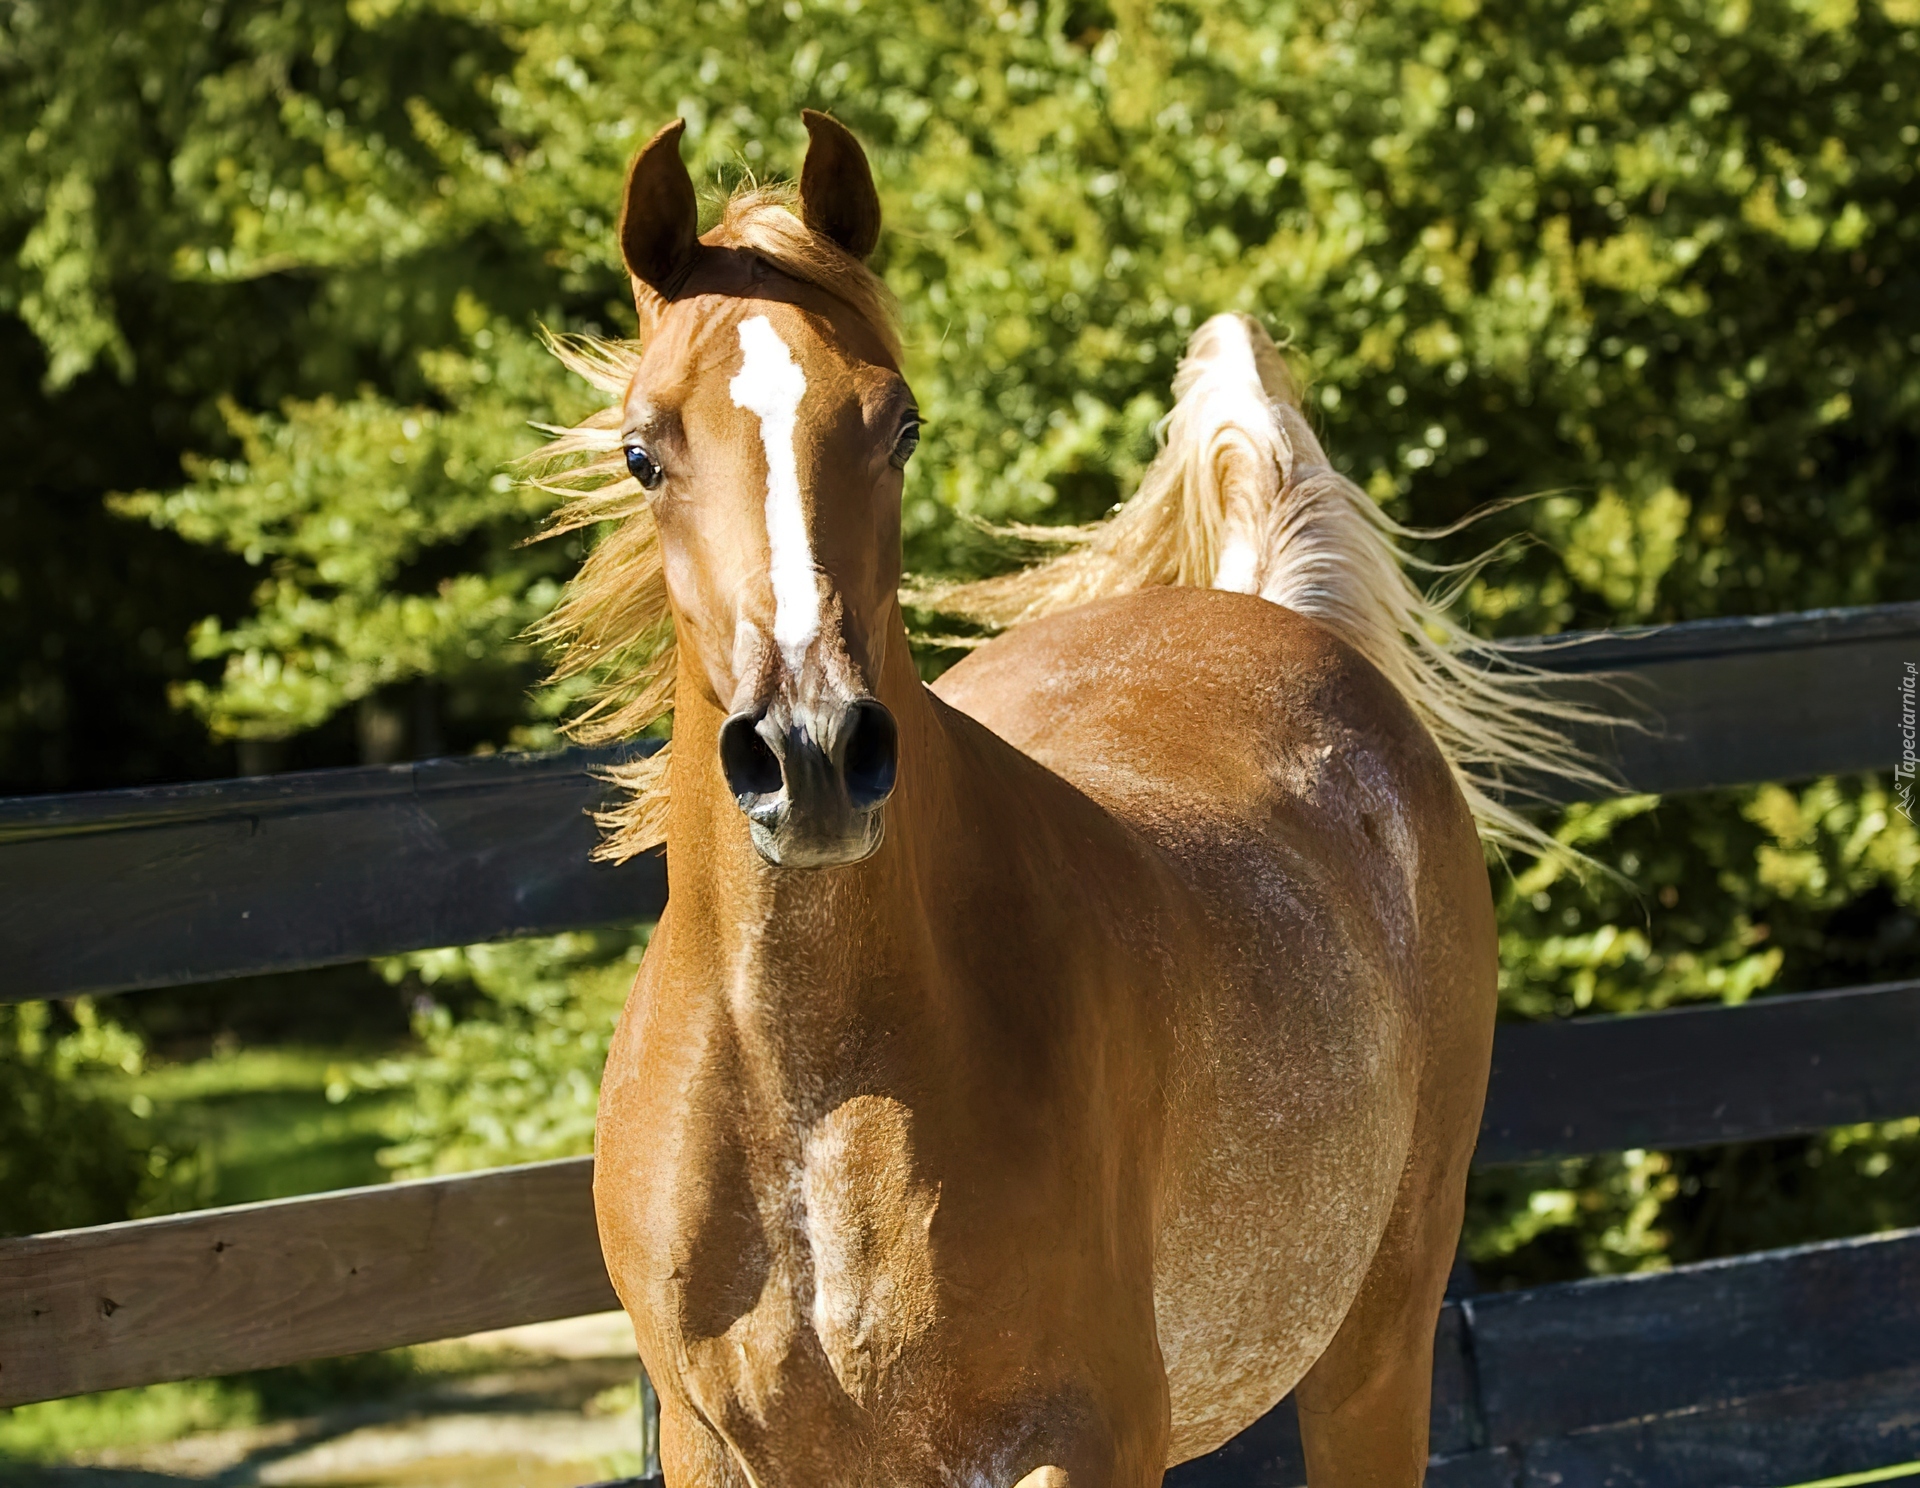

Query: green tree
3 0 1917 1272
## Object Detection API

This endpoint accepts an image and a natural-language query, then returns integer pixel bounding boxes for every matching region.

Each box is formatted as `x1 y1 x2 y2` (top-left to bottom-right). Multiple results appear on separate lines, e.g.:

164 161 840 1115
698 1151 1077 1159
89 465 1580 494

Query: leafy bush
0 1001 176 1238
355 927 649 1175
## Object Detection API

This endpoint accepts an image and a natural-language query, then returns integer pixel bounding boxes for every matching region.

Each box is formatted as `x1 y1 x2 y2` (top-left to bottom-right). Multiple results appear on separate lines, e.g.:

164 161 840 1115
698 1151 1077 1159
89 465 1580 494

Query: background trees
1 0 1916 1278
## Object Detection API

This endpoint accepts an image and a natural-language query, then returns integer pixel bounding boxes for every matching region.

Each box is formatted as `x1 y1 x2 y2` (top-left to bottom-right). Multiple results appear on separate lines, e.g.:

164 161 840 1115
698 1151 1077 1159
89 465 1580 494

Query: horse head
612 112 913 868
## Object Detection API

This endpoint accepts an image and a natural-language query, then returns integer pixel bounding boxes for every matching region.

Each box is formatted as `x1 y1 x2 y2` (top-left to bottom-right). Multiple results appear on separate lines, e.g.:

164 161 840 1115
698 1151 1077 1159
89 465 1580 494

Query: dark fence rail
1478 977 1920 1164
0 745 664 1003
1514 599 1919 795
4 601 1917 1003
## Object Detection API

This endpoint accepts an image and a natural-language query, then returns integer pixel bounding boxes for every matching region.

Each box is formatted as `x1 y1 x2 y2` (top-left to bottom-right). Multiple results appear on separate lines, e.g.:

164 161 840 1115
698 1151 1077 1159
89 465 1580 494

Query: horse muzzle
718 695 898 867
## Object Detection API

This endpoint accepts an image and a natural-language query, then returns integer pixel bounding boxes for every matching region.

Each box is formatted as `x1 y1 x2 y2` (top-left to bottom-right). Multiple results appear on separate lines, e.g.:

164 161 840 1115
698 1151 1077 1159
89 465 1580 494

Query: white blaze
729 315 817 671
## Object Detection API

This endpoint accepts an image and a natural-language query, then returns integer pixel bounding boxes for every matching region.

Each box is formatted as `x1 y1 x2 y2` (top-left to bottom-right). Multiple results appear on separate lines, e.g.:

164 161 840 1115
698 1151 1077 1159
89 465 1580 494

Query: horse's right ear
619 119 701 300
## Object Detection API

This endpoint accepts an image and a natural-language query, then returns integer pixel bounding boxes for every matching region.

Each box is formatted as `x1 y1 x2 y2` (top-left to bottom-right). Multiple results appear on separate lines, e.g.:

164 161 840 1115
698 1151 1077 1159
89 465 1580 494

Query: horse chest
661 1092 943 1426
796 1093 943 1405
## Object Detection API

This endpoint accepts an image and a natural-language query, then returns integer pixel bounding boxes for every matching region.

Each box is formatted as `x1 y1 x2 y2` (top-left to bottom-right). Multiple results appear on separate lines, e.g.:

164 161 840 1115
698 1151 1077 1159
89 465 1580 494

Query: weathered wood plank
1518 1362 1920 1488
2 602 1915 1002
4 988 1915 1411
0 1158 616 1408
1 979 1911 1407
1474 979 1920 1166
1467 1225 1920 1445
6 1161 1486 1445
0 747 664 1003
1428 1449 1521 1488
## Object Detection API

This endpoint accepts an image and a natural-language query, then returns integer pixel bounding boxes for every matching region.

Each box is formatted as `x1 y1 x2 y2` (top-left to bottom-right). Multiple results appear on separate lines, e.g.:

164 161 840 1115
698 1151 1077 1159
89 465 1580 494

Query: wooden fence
3 600 1918 1488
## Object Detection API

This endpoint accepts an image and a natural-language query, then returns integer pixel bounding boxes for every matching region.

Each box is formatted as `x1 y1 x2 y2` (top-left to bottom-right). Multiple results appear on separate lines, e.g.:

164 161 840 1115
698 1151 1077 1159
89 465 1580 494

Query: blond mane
530 186 900 860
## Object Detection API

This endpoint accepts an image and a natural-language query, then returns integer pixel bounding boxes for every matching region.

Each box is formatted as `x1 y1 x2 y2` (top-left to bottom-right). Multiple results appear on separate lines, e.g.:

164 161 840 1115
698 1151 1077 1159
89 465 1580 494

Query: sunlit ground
0 1315 646 1487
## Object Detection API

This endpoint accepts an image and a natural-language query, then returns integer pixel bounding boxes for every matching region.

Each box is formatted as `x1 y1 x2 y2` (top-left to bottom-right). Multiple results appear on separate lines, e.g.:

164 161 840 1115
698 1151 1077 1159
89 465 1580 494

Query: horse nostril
842 699 898 807
719 712 783 801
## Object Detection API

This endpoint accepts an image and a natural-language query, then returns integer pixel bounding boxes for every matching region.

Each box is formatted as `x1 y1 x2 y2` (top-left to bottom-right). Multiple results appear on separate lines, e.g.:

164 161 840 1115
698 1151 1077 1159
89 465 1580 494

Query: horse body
939 588 1494 1467
597 583 1492 1488
560 112 1579 1488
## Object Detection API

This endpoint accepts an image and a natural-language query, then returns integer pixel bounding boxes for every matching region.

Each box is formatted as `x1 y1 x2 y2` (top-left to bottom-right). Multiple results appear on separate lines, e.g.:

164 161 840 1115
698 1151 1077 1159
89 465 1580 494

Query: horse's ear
619 119 701 298
799 110 881 261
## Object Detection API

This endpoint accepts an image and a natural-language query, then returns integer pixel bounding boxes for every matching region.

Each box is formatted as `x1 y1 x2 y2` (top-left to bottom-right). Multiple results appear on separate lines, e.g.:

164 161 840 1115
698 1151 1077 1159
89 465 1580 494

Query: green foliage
112 310 591 742
1 1013 407 1240
1 0 1917 1278
0 1001 167 1238
10 0 1916 736
356 927 649 1175
1501 778 1920 1021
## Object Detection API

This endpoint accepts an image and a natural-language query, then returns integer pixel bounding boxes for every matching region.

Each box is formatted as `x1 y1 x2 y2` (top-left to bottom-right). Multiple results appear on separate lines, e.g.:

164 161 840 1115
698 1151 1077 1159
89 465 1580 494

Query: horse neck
660 611 971 1052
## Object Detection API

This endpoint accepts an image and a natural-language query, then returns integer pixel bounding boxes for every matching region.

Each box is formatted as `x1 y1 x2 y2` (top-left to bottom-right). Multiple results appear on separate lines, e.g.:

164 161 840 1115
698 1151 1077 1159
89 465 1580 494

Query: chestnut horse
543 113 1600 1488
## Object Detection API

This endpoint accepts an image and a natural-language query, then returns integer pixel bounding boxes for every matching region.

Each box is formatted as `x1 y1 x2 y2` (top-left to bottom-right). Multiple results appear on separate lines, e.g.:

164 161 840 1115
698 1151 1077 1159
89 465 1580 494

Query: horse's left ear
799 110 881 261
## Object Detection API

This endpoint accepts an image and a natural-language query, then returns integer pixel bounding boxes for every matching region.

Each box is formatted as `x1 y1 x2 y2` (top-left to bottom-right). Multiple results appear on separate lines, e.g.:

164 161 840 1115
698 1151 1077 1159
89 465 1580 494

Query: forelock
708 185 902 366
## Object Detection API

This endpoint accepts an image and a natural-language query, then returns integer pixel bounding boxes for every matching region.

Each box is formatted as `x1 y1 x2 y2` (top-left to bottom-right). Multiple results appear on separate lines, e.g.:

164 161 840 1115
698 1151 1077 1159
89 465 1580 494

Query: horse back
933 585 1473 885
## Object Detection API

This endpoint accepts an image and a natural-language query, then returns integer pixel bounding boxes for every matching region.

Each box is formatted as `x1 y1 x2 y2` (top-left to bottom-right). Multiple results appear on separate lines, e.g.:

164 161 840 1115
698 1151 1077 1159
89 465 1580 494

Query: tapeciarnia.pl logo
1899 660 1917 824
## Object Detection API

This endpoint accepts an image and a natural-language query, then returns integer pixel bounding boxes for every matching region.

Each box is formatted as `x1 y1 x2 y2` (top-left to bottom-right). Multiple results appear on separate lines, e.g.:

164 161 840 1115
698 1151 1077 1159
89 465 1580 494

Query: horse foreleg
657 1392 748 1488
1293 1323 1436 1486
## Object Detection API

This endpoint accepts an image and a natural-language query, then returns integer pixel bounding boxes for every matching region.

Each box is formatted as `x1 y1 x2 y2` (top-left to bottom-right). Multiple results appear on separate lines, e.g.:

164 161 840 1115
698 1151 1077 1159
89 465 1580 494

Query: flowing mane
528 185 901 859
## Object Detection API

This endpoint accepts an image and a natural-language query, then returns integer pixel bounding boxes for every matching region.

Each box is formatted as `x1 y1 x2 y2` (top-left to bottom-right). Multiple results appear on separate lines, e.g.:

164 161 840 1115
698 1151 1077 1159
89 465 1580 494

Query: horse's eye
890 418 921 471
625 444 664 490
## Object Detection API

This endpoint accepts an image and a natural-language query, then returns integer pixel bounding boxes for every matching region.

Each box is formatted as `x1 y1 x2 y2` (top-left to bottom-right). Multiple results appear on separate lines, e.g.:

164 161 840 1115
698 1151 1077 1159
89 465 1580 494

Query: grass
110 1045 406 1215
0 1378 258 1462
1790 1466 1920 1488
0 1349 429 1464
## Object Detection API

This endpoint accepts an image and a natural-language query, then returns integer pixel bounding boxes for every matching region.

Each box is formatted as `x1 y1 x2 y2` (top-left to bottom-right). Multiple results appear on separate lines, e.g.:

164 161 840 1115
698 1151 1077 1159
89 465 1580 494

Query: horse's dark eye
890 419 921 471
625 444 664 489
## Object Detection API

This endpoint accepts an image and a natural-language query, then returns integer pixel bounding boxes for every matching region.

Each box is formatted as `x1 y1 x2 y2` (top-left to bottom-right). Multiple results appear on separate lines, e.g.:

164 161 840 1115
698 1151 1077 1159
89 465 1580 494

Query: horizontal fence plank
1468 1224 1920 1447
1516 600 1920 799
1474 979 1920 1166
0 1158 616 1408
0 747 665 1002
9 1165 1919 1488
0 603 1914 1001
1518 1361 1920 1488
